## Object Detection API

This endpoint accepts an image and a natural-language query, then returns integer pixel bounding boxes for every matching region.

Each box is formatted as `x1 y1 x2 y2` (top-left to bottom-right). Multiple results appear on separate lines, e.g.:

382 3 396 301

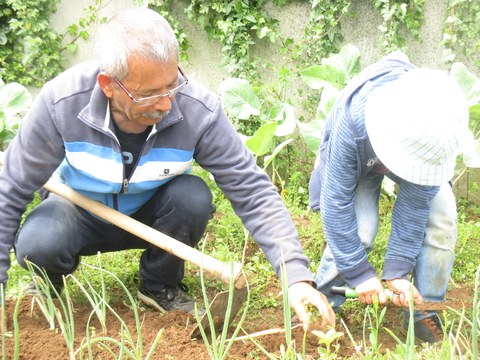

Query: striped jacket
309 54 440 288
0 60 312 286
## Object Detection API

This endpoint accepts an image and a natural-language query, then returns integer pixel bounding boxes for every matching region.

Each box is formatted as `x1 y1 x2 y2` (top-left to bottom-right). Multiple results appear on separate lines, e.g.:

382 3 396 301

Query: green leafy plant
185 0 280 81
0 78 31 150
218 77 296 179
449 62 480 185
0 0 106 87
312 328 344 359
443 0 480 69
297 43 361 153
372 0 425 54
362 298 387 358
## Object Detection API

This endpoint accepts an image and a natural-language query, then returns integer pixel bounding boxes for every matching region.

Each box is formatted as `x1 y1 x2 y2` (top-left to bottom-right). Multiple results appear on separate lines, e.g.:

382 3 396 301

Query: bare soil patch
0 283 475 359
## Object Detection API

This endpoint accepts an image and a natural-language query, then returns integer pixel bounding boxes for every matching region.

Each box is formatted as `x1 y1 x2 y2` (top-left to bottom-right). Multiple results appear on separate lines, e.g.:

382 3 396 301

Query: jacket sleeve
382 181 439 280
193 98 314 287
319 125 377 288
0 84 66 285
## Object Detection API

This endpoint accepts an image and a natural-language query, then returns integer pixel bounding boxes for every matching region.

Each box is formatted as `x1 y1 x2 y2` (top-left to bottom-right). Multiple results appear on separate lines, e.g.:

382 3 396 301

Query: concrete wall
48 0 478 93
43 0 480 202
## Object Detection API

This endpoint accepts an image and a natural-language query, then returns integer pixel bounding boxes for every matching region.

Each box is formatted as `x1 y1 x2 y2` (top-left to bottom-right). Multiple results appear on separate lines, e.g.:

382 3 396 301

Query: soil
0 282 475 360
1 213 477 359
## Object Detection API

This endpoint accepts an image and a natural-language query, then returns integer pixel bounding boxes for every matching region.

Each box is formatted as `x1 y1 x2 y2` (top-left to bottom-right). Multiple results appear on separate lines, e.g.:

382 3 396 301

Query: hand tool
330 286 392 300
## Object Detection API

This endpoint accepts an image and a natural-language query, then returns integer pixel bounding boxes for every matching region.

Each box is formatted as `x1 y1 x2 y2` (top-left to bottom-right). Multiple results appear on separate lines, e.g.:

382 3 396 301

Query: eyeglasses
112 66 188 107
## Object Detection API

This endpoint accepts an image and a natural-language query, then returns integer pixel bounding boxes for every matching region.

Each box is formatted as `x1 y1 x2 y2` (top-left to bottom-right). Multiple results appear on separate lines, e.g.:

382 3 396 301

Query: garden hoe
0 151 248 338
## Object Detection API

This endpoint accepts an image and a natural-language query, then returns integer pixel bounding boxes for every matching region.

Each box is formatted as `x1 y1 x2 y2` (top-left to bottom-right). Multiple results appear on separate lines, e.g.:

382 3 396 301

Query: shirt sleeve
382 181 439 280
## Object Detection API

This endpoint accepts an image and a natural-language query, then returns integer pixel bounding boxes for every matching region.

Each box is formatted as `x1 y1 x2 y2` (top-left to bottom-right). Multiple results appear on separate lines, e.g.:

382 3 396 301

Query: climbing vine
2 0 480 89
184 0 280 81
443 0 480 69
0 0 64 86
372 0 425 53
0 0 108 87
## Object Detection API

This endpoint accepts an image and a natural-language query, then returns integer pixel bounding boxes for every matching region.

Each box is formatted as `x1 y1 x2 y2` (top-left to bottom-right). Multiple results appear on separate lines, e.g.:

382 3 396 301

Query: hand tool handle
0 152 246 289
330 286 392 300
330 286 358 298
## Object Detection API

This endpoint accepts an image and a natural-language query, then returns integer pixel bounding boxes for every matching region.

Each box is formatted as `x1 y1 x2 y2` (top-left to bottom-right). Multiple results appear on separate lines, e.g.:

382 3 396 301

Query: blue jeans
15 174 215 291
315 171 457 322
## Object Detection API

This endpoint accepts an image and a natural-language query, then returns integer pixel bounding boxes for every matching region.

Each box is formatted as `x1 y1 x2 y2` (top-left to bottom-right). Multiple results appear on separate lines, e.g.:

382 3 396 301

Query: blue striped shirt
310 54 440 288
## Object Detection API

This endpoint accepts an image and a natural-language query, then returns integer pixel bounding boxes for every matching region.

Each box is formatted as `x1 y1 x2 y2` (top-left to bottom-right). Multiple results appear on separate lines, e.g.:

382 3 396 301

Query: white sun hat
364 68 469 186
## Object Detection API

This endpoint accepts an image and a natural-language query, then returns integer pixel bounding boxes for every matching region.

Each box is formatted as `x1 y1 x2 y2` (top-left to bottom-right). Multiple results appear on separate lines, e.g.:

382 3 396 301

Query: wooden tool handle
0 152 246 289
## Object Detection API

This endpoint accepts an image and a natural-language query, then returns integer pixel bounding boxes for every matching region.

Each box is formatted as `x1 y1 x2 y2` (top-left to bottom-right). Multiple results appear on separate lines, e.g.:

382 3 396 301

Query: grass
3 167 480 359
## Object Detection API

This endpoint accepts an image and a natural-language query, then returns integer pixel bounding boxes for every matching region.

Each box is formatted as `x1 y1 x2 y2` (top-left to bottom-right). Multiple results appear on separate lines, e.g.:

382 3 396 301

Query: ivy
2 0 480 95
0 0 64 86
184 0 280 81
297 0 351 65
0 0 106 87
443 0 480 69
372 0 425 53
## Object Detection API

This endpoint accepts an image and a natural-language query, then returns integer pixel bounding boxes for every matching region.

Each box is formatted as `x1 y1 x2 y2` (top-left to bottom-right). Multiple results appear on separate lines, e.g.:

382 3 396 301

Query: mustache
140 110 170 119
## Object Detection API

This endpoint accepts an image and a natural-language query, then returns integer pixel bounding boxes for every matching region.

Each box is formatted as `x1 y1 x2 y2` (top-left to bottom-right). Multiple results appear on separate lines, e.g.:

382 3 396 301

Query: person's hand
288 281 335 332
355 276 388 306
385 278 423 308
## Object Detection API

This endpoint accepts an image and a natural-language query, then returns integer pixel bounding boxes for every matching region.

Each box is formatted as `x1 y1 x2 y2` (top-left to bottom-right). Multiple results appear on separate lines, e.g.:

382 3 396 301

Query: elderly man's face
110 57 179 130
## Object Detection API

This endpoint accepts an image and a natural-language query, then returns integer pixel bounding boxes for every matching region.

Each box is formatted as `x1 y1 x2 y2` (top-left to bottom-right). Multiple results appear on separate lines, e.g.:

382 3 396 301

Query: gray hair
96 7 179 79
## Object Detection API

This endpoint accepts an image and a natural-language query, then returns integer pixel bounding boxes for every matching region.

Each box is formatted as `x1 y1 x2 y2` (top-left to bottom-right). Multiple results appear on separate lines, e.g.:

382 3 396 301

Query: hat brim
364 70 467 186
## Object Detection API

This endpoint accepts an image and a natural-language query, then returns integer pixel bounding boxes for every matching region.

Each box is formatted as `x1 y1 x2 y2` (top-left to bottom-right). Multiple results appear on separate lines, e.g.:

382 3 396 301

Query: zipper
122 178 129 194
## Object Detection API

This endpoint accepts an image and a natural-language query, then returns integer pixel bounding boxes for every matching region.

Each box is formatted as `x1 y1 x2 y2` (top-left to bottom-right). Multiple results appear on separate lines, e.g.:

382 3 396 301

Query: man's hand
288 281 335 332
355 276 388 306
385 278 423 308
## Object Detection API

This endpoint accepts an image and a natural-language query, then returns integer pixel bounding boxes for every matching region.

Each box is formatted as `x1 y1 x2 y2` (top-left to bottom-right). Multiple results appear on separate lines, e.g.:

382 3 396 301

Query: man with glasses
0 8 334 330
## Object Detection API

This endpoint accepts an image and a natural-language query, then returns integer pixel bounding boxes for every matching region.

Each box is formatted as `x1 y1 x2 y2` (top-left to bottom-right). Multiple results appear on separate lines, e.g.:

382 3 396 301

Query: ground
0 281 475 360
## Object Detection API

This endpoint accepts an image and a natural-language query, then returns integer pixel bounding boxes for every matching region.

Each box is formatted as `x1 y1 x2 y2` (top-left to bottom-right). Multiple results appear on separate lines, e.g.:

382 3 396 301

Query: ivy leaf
65 43 78 53
218 78 261 120
0 31 7 45
79 30 89 40
67 24 78 36
256 26 269 39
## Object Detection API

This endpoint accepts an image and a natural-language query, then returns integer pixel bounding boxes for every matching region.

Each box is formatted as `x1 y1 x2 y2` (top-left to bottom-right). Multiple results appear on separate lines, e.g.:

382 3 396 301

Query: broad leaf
245 122 277 156
0 82 32 121
300 65 345 90
218 78 261 120
296 118 325 153
264 138 294 169
450 62 480 106
317 84 340 121
460 130 480 168
322 44 361 83
273 102 296 137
